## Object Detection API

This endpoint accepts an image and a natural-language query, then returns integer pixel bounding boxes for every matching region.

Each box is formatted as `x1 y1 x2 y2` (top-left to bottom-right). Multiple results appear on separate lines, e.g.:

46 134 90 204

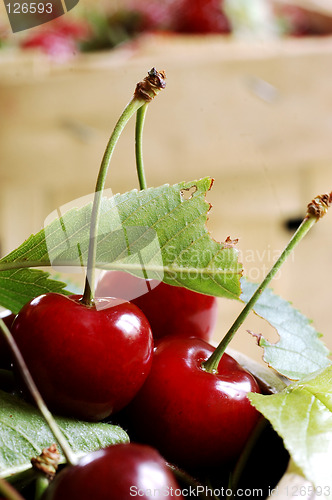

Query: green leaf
0 390 129 481
0 178 242 313
0 269 71 315
249 366 332 495
241 279 331 380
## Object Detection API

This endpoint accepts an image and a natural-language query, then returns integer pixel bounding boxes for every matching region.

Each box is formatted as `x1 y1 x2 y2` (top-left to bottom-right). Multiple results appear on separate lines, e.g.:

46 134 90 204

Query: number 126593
6 3 53 14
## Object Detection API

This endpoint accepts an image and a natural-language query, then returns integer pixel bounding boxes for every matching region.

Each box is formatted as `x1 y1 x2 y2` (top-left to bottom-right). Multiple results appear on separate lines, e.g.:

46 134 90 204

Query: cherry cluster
0 68 264 499
1 269 262 499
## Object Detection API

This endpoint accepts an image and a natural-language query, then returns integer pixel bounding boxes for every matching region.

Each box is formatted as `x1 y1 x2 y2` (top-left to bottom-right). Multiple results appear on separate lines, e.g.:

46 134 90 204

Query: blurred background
0 0 332 365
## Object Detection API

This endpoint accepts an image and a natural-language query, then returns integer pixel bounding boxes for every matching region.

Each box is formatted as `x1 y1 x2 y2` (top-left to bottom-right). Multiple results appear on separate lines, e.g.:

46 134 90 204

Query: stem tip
134 68 166 102
307 192 332 219
31 444 61 481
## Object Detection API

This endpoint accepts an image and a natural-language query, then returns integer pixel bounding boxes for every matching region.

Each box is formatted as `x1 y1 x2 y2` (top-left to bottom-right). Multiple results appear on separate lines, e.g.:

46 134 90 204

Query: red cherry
173 0 231 34
96 271 218 341
43 443 183 500
11 293 153 421
125 337 261 471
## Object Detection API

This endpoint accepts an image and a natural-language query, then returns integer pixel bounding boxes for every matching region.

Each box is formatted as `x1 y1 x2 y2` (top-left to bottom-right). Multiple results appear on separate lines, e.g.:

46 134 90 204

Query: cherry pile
5 271 264 498
0 68 290 499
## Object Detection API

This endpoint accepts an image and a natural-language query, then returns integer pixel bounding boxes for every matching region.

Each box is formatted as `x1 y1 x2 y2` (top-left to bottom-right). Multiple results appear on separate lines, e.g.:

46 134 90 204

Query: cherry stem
0 319 78 467
0 478 25 500
203 192 332 373
81 98 143 306
81 68 166 306
34 476 50 500
135 103 149 190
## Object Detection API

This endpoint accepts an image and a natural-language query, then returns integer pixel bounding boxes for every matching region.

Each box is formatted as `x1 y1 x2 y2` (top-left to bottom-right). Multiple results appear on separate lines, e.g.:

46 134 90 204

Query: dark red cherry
11 293 153 421
173 0 231 34
96 271 218 341
125 337 261 471
43 443 183 500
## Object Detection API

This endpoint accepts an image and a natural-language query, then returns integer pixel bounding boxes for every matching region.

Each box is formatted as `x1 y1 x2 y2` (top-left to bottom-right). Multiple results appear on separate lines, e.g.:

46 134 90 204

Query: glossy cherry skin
125 337 261 471
11 293 153 421
96 271 218 341
43 443 183 500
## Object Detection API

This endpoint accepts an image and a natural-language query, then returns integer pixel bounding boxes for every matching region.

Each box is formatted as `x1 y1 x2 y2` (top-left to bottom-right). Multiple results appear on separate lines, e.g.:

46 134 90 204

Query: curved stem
0 319 78 467
81 97 144 306
135 103 149 190
34 475 50 500
203 214 318 373
81 68 166 306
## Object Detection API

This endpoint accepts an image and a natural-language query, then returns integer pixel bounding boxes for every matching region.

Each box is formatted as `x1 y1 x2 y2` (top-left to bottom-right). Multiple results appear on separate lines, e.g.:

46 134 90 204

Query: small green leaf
0 269 71 314
0 178 242 313
249 366 332 494
0 390 129 481
241 279 331 380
